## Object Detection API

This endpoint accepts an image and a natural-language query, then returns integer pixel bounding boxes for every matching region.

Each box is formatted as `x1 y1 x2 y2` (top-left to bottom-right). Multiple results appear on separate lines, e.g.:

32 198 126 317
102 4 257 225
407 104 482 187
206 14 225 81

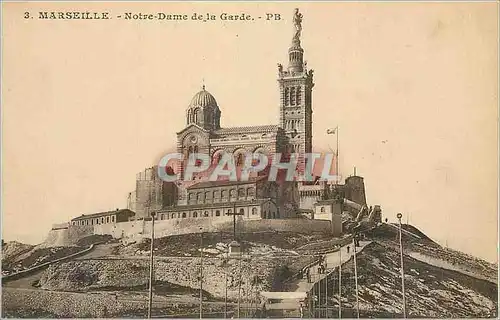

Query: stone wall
41 225 93 248
94 217 333 241
239 219 333 234
93 215 235 240
51 222 69 230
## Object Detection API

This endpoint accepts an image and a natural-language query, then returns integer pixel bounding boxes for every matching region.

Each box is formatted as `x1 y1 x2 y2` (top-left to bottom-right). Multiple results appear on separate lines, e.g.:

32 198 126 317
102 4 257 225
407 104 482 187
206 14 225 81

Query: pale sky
2 2 498 262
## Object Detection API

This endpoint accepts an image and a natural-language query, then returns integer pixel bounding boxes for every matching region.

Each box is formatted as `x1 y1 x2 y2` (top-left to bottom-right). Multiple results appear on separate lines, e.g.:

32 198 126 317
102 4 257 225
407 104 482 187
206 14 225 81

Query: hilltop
2 225 498 318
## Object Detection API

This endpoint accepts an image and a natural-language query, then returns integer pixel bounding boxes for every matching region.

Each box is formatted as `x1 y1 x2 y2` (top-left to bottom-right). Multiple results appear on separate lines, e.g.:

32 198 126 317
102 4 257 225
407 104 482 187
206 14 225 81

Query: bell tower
278 8 314 173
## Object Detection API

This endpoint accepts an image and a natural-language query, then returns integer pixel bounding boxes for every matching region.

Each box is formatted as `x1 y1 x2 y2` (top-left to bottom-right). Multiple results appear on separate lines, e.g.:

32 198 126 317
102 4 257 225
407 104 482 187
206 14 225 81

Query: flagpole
327 127 341 319
336 126 339 185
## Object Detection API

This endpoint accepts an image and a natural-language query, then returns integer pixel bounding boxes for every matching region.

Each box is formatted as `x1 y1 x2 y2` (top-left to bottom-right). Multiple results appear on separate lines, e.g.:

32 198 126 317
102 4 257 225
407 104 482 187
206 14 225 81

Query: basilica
65 9 384 238
124 9 315 220
122 9 371 229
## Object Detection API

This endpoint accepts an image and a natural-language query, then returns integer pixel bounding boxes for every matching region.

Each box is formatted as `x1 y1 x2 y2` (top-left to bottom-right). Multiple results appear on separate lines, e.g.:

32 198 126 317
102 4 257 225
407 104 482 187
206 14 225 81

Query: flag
326 127 338 135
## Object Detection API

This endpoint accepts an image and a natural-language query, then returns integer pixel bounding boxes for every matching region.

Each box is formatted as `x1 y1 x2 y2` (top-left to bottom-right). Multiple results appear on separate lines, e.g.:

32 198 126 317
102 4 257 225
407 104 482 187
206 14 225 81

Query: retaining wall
94 217 334 241
41 225 94 247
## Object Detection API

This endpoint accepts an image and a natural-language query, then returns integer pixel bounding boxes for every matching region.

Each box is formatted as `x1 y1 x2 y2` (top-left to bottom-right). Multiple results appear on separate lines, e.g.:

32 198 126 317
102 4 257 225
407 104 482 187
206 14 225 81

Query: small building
71 208 135 226
313 199 343 236
228 240 242 257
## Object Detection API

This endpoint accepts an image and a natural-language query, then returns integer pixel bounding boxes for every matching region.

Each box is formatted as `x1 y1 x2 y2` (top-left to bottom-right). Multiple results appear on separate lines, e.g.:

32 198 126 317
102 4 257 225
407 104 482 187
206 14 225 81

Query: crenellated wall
298 183 325 210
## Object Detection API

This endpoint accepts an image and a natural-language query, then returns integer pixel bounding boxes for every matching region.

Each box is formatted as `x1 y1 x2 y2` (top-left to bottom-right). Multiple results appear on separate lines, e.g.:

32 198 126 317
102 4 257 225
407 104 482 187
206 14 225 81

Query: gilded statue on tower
293 8 303 42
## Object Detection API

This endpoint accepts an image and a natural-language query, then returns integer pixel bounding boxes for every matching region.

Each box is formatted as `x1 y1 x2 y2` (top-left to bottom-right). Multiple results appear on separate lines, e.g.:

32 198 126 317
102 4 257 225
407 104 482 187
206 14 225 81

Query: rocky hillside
2 235 113 276
3 227 498 318
2 241 34 262
322 241 497 318
37 231 323 300
366 224 497 284
2 243 82 276
38 255 290 301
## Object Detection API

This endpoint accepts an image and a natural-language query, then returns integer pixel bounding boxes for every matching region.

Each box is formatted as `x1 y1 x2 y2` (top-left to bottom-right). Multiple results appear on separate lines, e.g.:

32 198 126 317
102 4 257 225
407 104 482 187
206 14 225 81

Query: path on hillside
74 242 121 260
3 243 118 289
379 224 497 285
264 241 371 316
406 251 497 284
287 241 372 293
382 222 422 239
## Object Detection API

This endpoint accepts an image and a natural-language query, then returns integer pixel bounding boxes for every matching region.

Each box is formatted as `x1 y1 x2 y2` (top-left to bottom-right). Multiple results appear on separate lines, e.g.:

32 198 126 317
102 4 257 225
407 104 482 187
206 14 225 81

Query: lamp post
199 227 203 319
353 235 360 318
147 211 156 319
223 258 228 319
237 250 242 318
338 244 342 319
397 213 407 318
325 261 328 318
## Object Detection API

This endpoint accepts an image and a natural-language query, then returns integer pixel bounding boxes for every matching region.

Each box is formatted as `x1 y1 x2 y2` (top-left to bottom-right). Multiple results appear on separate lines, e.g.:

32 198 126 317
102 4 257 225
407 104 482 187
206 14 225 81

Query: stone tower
278 8 314 173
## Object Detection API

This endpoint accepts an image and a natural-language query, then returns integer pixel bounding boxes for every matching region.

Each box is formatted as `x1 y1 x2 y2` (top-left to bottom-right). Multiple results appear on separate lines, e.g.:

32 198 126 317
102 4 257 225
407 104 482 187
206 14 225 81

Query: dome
189 85 218 108
185 85 221 130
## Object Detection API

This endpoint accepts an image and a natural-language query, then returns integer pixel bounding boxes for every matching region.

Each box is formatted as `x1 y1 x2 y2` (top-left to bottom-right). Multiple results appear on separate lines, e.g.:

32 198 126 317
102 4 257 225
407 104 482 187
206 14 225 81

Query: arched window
182 212 186 218
238 188 245 197
230 189 237 198
172 213 176 219
296 87 301 105
222 190 228 198
236 154 244 166
193 211 198 218
206 112 212 126
205 191 210 200
194 108 199 123
285 87 290 106
197 192 203 202
252 208 258 215
188 146 193 158
320 207 325 213
239 208 245 215
215 210 221 216
187 109 192 124
213 152 223 164
193 145 198 154
213 191 218 200
204 211 209 217
290 87 296 105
